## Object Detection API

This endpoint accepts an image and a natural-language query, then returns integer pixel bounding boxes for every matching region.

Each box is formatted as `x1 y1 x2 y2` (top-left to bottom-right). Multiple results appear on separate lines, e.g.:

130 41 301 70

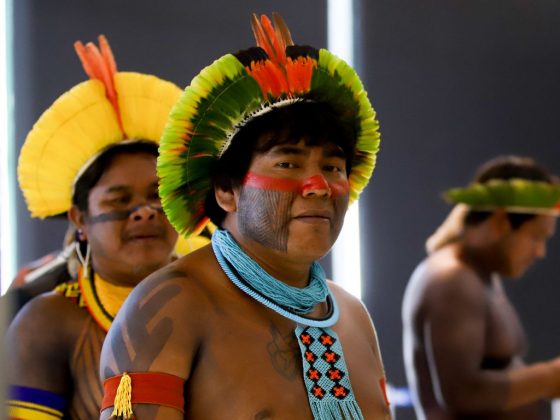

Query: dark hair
204 101 356 226
72 140 158 212
464 155 555 229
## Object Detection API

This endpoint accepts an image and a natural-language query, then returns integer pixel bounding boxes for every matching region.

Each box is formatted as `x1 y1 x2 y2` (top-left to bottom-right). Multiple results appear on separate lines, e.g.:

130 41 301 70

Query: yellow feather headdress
17 35 182 218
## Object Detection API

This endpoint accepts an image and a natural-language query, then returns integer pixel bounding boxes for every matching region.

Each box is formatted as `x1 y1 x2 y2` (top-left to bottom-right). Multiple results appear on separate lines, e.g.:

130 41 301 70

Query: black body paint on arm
108 271 185 374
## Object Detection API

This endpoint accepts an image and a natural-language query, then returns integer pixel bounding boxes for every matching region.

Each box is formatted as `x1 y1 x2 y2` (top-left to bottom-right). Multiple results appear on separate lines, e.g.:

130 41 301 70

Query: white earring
75 236 91 280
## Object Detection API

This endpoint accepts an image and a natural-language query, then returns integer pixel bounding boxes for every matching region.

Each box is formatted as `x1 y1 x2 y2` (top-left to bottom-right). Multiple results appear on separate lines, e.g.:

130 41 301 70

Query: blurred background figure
403 156 560 419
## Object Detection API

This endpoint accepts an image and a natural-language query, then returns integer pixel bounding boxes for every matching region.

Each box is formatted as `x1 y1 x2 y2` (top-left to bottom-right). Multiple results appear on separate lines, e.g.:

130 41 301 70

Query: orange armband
102 372 185 418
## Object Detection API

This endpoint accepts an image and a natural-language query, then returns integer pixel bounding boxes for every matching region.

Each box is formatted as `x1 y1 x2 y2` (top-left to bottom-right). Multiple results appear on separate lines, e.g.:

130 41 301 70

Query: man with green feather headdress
100 13 391 420
403 155 560 419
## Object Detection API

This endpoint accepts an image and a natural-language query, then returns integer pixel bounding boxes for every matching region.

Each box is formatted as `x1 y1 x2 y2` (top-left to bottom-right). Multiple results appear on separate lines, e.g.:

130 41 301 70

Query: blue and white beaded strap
212 239 339 328
295 326 364 420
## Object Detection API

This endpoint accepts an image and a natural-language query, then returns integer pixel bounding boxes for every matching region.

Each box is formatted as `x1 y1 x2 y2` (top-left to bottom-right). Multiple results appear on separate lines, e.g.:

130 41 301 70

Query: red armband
102 372 185 417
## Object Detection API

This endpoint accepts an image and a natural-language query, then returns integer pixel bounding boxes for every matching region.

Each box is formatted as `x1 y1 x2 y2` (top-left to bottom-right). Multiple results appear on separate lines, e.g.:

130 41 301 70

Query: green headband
444 178 560 215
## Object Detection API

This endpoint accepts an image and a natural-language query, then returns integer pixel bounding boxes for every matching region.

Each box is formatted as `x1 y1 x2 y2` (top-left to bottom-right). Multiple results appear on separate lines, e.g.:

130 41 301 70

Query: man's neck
227 231 314 289
90 260 168 288
455 242 497 284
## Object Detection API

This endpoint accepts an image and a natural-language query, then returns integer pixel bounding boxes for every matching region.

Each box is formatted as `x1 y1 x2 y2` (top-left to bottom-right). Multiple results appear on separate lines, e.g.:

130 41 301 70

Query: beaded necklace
78 267 133 332
212 229 364 420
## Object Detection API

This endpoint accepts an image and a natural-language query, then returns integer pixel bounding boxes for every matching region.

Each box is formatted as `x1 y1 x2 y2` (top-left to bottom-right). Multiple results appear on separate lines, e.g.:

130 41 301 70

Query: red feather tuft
251 13 295 66
247 13 311 99
73 35 124 135
259 14 286 65
286 56 316 94
247 60 288 97
98 35 117 75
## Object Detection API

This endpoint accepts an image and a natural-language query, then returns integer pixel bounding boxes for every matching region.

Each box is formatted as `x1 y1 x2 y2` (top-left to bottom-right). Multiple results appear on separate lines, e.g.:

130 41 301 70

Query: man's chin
288 243 333 262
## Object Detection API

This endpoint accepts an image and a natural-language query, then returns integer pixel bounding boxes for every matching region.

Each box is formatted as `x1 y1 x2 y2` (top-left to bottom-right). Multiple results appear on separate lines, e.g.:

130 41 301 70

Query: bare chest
483 289 526 366
185 301 390 419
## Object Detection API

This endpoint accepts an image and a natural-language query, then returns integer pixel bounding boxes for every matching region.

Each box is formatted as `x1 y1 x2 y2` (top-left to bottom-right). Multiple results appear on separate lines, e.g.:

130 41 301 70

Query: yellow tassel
111 372 133 419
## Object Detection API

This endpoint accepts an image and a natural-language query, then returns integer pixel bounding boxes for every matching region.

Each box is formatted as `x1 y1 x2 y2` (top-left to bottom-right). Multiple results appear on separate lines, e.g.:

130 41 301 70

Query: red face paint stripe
243 171 349 198
330 180 350 198
300 175 349 198
244 172 301 192
301 175 329 193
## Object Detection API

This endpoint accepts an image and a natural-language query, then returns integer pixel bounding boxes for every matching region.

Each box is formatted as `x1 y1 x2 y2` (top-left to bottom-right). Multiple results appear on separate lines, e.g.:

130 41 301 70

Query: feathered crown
158 13 381 238
444 178 560 215
17 35 182 218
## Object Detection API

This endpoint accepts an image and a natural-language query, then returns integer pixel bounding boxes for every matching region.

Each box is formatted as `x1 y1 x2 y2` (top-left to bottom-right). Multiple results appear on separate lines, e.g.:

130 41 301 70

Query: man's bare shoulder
413 246 485 293
101 245 223 379
6 290 88 389
327 280 367 315
8 290 87 342
123 244 223 315
403 245 489 324
327 281 377 339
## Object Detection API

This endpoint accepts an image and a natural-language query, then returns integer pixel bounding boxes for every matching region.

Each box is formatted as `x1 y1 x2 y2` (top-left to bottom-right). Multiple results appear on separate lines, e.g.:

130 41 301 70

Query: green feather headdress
158 13 381 237
444 179 560 216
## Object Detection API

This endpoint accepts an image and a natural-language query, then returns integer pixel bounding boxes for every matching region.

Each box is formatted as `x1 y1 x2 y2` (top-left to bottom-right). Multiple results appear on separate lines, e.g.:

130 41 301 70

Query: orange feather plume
251 13 292 66
247 13 315 99
74 35 124 135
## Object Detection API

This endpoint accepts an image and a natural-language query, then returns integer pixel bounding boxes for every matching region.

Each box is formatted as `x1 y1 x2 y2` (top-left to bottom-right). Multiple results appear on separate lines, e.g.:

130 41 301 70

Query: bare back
101 245 391 419
402 245 547 419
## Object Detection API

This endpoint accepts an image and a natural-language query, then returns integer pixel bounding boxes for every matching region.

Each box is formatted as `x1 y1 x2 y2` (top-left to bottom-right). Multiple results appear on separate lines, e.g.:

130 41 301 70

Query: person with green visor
403 155 560 419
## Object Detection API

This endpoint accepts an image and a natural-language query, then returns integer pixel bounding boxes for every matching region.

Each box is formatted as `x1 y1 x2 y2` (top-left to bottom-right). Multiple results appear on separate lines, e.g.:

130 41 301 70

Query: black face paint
86 204 164 224
237 187 293 252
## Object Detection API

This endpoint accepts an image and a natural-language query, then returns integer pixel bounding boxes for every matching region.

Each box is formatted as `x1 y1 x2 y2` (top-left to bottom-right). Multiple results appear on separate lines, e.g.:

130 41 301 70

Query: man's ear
68 205 88 241
214 184 237 213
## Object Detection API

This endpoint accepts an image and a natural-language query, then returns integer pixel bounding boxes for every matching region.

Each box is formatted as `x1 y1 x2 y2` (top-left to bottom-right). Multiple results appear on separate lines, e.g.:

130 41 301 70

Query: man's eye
324 165 343 173
149 192 162 203
276 162 296 169
108 196 130 206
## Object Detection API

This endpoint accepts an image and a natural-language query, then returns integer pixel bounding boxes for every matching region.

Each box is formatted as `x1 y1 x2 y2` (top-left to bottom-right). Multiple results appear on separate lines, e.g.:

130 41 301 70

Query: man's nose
130 203 159 221
300 174 331 198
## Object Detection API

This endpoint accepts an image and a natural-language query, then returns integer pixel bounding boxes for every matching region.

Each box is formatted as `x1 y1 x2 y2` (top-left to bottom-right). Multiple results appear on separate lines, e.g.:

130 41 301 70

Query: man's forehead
96 153 157 179
90 181 158 197
262 141 345 157
100 181 158 192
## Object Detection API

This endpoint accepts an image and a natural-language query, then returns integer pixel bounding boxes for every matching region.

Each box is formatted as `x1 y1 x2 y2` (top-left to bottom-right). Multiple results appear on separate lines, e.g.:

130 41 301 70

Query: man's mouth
293 210 332 224
124 229 165 242
131 235 159 240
